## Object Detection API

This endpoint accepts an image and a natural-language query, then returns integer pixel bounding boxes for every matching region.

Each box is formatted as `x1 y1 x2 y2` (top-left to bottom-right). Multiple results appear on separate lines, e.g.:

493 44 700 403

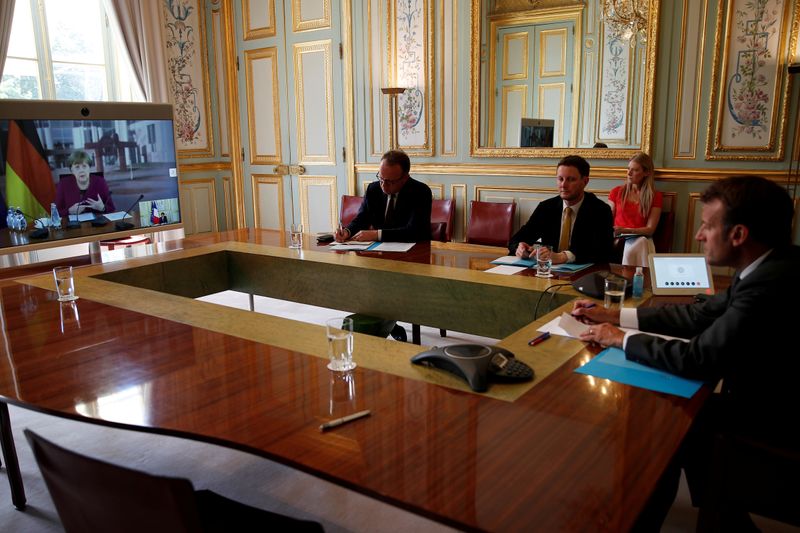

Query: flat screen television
520 118 555 148
0 99 181 253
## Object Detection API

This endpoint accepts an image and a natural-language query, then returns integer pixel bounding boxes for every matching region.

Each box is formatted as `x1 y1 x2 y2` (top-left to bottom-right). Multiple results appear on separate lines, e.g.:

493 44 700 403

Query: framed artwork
391 0 435 156
163 0 215 158
705 0 799 160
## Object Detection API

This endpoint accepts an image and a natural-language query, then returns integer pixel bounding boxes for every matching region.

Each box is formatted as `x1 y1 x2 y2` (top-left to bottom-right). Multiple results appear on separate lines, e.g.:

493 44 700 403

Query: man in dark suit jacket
508 155 613 264
334 150 432 243
572 176 800 529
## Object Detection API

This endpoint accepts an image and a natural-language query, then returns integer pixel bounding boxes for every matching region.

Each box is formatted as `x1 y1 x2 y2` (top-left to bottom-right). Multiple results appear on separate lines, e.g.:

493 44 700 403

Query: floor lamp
381 87 406 150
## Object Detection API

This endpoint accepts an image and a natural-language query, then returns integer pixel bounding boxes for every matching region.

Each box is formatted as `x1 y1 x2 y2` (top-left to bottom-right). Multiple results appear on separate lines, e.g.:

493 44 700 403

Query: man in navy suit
508 155 614 264
573 176 800 530
335 150 432 243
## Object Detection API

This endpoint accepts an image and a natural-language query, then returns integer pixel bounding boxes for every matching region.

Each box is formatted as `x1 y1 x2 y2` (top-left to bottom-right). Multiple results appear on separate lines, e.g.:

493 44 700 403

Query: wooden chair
652 210 675 253
696 432 800 531
431 198 455 242
466 200 516 247
24 429 322 533
340 195 362 226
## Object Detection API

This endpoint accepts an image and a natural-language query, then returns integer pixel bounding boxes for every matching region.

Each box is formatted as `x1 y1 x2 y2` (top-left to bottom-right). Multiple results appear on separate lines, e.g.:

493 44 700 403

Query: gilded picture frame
705 0 799 161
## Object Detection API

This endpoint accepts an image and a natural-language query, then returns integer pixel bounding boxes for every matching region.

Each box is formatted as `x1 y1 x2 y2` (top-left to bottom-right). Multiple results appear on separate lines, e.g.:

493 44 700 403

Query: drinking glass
289 223 303 248
604 276 627 309
326 317 355 371
52 266 78 302
535 244 553 278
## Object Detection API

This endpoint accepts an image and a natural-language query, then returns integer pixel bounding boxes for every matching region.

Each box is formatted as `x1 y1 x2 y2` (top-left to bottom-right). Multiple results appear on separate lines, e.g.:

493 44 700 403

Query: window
0 0 143 102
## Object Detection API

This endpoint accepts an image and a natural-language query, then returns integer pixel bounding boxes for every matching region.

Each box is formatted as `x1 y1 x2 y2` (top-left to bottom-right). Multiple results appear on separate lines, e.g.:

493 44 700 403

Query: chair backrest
340 195 362 226
25 429 204 533
697 432 800 530
652 211 675 253
430 198 455 242
466 200 516 247
430 222 447 242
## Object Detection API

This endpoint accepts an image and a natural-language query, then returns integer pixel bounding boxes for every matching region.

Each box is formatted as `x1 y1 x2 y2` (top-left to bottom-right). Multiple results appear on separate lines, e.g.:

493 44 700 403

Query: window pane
7 0 38 59
0 59 42 99
53 63 107 101
45 0 105 64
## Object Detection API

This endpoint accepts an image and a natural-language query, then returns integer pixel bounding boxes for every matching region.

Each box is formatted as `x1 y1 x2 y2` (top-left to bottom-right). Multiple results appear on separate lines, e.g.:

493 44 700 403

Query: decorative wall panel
252 174 285 230
294 40 335 164
299 175 337 233
292 0 331 32
243 0 276 40
245 48 282 164
211 7 230 157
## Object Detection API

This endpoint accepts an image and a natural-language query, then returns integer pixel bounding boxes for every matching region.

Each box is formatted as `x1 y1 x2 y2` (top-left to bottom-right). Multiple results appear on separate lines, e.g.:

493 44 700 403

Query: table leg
0 403 26 510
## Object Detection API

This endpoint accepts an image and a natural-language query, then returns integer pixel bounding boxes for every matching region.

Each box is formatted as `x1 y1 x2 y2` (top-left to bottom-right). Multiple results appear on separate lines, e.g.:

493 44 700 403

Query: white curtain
0 0 15 79
103 0 169 103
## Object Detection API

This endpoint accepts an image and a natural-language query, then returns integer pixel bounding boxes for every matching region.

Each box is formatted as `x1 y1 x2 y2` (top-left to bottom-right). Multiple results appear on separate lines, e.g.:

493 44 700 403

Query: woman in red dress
608 152 662 266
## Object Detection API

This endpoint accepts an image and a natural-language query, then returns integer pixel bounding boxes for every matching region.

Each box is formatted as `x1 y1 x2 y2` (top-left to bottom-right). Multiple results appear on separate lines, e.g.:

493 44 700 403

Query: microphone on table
114 194 144 231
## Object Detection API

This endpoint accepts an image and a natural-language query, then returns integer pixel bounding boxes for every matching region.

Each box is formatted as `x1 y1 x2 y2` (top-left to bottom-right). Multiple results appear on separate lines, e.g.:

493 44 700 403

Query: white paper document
537 312 689 343
484 265 528 275
329 241 375 251
103 211 132 221
370 242 415 252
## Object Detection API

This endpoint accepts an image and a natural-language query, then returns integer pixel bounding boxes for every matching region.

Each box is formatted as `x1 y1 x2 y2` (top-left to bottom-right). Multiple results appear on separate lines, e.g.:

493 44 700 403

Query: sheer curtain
103 0 169 103
0 0 15 79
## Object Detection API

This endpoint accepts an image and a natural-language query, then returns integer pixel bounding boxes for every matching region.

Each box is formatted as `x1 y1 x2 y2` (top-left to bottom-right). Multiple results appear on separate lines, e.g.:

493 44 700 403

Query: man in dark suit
508 155 613 264
572 176 800 530
334 150 432 243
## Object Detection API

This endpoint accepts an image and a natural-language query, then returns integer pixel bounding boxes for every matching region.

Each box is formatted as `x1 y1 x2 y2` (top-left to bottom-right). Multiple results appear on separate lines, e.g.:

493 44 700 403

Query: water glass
326 317 355 371
535 244 553 278
52 266 78 302
604 276 627 309
289 223 303 248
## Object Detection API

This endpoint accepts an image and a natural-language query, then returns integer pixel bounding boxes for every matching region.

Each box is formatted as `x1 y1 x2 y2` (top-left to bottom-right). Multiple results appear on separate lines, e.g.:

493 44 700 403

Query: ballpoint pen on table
319 409 371 431
528 331 551 346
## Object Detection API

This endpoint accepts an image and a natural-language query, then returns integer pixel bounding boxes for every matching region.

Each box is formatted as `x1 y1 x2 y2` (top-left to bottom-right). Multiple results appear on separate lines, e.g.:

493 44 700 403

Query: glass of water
535 244 553 278
52 266 78 302
326 317 355 371
289 223 303 248
604 276 627 309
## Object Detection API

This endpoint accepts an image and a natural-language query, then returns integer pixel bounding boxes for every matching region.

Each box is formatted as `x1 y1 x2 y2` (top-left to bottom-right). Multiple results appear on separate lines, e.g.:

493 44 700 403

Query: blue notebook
490 256 536 268
574 347 704 398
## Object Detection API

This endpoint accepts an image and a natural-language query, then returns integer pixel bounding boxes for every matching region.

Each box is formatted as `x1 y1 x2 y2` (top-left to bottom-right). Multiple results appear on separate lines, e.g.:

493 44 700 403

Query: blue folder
490 257 536 268
574 347 704 398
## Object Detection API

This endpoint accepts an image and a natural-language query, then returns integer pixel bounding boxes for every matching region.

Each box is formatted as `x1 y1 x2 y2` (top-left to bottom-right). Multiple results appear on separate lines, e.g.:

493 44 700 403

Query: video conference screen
0 100 181 251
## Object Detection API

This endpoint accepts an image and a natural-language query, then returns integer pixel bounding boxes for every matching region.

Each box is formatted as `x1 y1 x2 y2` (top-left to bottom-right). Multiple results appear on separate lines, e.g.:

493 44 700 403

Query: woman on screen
608 152 662 266
56 150 115 218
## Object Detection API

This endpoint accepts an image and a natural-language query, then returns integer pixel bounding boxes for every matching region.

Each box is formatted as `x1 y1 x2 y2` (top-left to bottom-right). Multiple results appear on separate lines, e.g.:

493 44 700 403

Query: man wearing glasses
335 150 432 242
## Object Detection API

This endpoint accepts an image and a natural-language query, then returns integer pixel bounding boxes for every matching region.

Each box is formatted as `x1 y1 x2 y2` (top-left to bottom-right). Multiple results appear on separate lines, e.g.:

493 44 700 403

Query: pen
584 303 596 309
319 409 371 431
528 331 551 346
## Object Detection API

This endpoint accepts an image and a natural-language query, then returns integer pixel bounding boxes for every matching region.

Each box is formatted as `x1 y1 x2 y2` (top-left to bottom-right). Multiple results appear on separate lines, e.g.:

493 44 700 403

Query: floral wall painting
163 0 214 158
597 22 631 141
706 0 798 160
392 0 434 156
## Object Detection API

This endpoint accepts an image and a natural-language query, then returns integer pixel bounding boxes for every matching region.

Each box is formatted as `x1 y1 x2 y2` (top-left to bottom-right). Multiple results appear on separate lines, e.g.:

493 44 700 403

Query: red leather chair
466 200 516 247
431 199 455 242
340 195 363 226
652 211 675 253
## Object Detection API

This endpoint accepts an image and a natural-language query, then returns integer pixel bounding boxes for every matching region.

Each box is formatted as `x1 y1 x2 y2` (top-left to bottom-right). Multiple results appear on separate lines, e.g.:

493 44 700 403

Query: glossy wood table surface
0 230 709 531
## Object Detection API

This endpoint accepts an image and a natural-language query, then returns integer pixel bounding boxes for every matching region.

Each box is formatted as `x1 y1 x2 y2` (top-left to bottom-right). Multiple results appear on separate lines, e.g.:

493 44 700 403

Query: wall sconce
381 87 406 150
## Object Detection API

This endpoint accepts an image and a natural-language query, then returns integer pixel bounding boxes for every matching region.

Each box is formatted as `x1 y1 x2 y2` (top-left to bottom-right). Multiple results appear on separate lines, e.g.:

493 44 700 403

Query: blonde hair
621 152 655 218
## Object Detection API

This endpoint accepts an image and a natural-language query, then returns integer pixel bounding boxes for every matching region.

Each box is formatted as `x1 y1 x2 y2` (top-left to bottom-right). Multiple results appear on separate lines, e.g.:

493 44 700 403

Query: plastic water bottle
15 209 27 231
50 202 61 228
632 266 644 298
6 206 15 230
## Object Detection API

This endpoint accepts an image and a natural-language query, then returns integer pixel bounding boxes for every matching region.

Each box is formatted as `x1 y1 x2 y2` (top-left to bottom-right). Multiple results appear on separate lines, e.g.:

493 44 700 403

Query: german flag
4 119 56 219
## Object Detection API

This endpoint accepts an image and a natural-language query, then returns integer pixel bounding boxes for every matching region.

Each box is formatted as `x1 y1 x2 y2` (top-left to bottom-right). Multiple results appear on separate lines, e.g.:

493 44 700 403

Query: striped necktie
559 206 572 252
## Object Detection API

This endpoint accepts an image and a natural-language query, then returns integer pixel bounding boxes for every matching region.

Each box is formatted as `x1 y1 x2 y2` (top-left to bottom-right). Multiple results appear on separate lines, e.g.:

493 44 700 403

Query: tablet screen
649 254 714 295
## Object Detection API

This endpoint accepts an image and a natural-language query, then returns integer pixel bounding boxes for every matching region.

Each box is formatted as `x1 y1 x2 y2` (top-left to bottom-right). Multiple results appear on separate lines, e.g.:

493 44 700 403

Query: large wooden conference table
0 230 709 531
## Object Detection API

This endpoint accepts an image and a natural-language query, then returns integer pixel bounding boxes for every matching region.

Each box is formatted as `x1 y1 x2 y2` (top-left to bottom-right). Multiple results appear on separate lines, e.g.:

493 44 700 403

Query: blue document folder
490 256 536 268
574 347 704 398
550 262 592 273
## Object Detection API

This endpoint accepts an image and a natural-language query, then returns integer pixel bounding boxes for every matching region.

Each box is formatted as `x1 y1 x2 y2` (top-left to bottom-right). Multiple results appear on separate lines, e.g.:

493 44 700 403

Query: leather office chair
431 198 455 242
652 210 675 253
430 222 447 242
340 195 362 226
466 200 516 247
612 210 675 263
696 432 800 531
25 429 323 533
